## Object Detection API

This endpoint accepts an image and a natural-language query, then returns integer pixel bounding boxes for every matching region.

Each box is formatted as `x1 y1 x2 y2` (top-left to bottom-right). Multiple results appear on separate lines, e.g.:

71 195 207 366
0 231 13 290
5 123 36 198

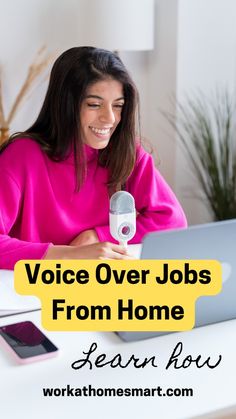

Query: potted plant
165 90 236 220
0 47 53 145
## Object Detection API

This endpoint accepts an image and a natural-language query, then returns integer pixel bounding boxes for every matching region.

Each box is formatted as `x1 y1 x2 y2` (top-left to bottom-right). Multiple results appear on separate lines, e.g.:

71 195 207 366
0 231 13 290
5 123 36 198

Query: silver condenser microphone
109 191 136 248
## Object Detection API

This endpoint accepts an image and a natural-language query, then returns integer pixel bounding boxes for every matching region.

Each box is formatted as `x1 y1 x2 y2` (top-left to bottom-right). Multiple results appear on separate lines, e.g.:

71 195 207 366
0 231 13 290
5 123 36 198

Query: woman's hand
44 242 133 260
69 229 99 246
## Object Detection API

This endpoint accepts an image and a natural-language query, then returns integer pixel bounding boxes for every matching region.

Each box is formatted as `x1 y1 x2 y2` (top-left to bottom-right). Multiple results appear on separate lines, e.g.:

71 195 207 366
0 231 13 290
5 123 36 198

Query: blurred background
1 0 236 226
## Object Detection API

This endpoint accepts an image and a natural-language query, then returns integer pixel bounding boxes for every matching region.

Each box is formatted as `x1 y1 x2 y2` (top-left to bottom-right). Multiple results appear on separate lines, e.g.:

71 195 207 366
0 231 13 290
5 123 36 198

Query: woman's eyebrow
114 97 125 102
85 94 125 101
85 95 103 100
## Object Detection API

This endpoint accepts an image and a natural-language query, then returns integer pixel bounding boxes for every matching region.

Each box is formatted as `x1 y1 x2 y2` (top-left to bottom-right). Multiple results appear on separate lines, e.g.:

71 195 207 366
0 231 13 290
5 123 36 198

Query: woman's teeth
90 127 110 135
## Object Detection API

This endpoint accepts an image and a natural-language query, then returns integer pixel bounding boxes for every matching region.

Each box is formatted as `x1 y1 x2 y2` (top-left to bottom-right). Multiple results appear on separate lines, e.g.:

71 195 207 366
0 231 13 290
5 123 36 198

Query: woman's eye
87 103 100 108
86 102 124 109
113 104 124 109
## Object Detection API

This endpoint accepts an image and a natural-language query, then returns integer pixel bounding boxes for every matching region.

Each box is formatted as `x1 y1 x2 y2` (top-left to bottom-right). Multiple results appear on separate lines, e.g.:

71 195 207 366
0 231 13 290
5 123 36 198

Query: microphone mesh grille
110 191 135 214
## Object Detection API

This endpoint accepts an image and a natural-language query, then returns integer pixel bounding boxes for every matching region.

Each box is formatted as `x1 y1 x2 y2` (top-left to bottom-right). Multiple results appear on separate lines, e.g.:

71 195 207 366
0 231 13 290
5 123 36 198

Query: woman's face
80 78 124 149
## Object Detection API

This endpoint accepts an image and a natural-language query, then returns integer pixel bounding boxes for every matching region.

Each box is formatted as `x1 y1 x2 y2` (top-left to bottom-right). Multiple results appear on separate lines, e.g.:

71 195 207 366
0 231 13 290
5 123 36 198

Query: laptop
117 219 236 341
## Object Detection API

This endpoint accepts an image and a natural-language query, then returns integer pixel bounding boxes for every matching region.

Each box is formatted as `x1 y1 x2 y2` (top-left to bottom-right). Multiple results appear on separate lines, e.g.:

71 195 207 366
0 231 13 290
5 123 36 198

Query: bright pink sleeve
127 149 187 242
94 225 115 243
0 171 50 270
95 147 187 244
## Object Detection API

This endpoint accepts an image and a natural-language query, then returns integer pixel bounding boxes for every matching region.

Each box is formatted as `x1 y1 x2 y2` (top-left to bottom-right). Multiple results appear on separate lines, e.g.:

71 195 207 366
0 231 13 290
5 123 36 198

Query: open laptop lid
117 219 236 341
141 219 236 261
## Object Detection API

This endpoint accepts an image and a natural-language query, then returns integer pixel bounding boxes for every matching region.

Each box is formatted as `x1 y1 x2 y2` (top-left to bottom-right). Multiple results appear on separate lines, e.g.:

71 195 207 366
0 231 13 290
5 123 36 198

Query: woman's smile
89 126 112 138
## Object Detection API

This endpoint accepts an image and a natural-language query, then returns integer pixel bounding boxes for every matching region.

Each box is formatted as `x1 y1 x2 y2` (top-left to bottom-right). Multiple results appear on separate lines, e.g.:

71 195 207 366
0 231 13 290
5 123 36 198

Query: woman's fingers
44 242 134 260
71 242 134 260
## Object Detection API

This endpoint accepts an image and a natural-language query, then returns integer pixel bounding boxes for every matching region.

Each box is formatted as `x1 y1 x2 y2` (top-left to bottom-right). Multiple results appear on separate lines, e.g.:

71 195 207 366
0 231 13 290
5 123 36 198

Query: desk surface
0 310 236 419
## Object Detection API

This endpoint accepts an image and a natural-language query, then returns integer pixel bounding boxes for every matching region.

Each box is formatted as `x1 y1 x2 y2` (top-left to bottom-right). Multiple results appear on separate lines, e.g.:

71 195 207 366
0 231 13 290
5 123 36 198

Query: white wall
0 0 82 131
176 0 236 224
146 0 178 185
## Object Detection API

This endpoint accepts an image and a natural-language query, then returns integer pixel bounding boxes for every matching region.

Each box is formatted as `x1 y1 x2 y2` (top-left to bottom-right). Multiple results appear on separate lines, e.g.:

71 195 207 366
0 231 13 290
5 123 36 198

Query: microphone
109 191 136 248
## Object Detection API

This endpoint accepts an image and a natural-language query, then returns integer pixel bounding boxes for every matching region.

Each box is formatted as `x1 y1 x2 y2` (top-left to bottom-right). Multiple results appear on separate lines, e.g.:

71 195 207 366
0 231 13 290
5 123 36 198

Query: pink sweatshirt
0 138 187 269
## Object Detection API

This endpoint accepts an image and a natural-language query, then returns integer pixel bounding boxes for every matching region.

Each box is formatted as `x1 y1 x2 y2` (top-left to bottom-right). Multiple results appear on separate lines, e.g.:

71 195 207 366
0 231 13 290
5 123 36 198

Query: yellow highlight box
14 260 222 331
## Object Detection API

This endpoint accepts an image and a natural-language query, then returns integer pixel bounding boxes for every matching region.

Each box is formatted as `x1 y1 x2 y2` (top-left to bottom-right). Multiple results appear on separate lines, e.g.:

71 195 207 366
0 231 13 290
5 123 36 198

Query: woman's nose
99 106 116 124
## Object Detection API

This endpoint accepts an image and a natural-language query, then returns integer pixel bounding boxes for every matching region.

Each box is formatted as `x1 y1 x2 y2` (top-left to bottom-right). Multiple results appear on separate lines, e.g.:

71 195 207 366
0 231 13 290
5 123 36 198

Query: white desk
0 245 236 419
0 310 236 419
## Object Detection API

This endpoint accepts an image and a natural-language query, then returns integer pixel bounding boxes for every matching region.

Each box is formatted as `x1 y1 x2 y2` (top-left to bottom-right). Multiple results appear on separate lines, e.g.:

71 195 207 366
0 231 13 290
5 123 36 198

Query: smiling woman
80 78 124 149
0 47 187 269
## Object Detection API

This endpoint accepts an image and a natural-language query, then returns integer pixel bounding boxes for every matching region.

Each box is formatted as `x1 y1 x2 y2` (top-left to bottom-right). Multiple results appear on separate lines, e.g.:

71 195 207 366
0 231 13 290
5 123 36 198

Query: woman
0 47 187 270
